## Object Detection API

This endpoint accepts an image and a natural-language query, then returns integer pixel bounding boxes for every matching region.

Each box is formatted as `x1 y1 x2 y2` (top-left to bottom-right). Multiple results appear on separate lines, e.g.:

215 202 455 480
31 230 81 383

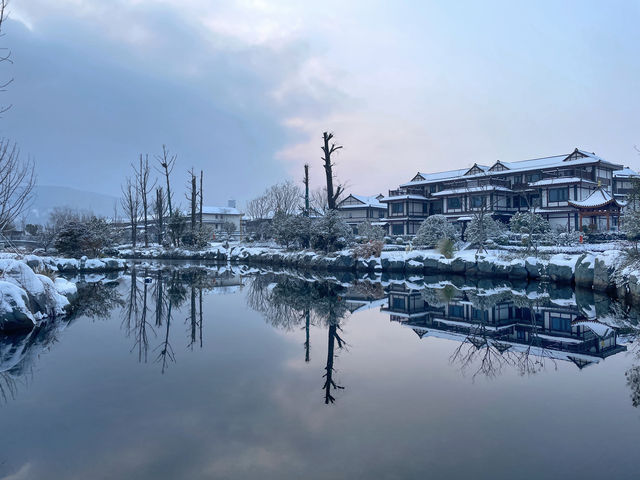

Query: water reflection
2 264 640 409
384 279 627 378
0 279 124 403
246 274 353 403
122 266 244 373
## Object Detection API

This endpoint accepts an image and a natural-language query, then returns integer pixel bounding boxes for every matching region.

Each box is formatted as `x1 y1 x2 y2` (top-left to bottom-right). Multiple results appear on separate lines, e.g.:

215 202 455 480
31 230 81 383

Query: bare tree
245 194 271 220
321 132 344 210
155 145 176 217
0 141 36 233
121 176 140 247
267 180 301 215
187 168 197 232
0 0 13 116
199 170 203 227
134 154 155 247
154 186 168 245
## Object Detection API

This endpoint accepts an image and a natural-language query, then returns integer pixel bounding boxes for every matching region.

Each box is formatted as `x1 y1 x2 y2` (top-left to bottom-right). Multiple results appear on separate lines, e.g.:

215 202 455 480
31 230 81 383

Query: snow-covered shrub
553 226 580 247
272 212 311 248
395 237 404 245
353 240 384 258
466 214 505 249
311 210 353 252
181 225 213 249
357 220 385 242
383 236 393 244
168 210 188 246
54 217 115 257
622 208 640 254
509 212 550 235
438 237 455 259
414 214 457 247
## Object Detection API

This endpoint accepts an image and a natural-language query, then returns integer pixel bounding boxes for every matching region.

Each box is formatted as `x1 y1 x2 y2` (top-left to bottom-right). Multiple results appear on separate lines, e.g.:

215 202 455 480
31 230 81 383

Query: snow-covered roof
614 167 640 178
402 166 489 186
573 320 614 338
431 185 512 197
339 194 386 209
202 206 243 215
529 177 595 187
380 194 429 202
568 188 623 209
400 149 623 188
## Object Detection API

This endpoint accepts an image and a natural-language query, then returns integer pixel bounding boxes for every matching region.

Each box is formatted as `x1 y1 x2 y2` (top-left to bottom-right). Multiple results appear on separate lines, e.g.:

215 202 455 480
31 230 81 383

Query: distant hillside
25 185 119 224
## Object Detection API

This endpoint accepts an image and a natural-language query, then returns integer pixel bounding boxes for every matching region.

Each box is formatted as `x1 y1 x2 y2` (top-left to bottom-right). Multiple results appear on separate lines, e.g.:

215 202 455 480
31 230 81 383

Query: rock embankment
119 244 640 302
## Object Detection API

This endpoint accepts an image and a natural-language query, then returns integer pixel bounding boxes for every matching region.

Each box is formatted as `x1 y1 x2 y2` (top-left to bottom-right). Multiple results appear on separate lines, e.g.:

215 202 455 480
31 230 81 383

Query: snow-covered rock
0 259 79 332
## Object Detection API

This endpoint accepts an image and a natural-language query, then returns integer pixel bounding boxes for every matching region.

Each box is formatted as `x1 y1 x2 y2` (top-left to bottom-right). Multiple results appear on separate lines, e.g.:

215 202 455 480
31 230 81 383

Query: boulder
547 255 576 283
574 254 595 288
593 255 617 291
0 280 35 332
525 257 544 279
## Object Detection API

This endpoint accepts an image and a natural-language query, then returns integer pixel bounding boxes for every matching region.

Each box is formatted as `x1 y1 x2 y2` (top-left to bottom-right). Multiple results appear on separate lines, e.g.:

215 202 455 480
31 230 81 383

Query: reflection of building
381 149 635 235
383 283 626 367
336 194 386 234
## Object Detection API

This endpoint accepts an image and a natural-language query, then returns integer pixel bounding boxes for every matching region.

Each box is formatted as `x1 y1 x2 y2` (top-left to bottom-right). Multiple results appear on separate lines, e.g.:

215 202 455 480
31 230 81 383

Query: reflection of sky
3 1 640 205
1 279 639 479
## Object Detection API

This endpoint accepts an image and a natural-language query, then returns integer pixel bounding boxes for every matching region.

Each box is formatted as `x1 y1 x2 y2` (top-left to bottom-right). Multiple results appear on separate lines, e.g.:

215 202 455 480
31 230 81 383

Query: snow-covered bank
119 244 640 300
0 255 126 332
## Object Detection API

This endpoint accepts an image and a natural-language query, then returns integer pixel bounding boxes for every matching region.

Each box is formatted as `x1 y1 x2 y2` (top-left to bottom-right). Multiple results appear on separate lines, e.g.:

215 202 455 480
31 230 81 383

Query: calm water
1 264 640 480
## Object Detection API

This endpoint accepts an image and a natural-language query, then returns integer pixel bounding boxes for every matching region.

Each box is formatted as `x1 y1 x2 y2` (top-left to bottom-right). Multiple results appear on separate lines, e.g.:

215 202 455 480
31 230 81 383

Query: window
548 188 568 202
447 197 461 210
430 185 437 193
471 196 485 208
526 173 541 183
551 316 571 332
392 224 404 235
448 305 464 318
392 297 406 310
391 203 403 214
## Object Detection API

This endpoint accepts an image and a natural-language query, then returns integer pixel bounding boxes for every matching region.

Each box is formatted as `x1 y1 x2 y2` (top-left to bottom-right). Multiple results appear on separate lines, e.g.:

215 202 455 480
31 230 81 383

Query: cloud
5 0 640 206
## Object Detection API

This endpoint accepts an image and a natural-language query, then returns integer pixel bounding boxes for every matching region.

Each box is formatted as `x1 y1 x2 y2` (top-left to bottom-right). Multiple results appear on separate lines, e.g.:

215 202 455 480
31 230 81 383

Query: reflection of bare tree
323 323 345 404
0 372 18 403
247 274 351 404
303 309 310 363
450 323 510 380
132 273 155 363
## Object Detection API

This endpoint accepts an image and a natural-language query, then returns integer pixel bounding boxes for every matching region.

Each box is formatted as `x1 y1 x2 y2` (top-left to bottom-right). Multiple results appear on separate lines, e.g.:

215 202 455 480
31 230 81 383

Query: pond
1 263 639 479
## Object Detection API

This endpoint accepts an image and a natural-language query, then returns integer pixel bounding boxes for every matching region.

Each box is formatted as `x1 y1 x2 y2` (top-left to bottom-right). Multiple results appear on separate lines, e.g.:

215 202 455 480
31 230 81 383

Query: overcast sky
2 0 639 207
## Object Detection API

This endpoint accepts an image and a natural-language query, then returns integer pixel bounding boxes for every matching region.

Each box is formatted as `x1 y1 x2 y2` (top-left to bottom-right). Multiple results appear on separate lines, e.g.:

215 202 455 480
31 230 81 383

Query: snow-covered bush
622 208 640 254
181 225 213 249
271 212 311 248
438 237 455 259
54 217 115 257
357 220 385 241
414 215 458 247
553 226 580 247
353 240 384 258
311 210 353 252
509 212 551 235
466 214 505 250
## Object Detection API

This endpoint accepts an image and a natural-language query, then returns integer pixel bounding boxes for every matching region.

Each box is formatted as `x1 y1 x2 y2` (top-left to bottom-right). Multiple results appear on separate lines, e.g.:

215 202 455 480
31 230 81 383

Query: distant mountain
25 185 119 224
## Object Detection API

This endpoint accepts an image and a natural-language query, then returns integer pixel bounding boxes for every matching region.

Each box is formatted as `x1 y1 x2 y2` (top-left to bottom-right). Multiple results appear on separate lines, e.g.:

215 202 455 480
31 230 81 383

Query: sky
1 0 639 208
